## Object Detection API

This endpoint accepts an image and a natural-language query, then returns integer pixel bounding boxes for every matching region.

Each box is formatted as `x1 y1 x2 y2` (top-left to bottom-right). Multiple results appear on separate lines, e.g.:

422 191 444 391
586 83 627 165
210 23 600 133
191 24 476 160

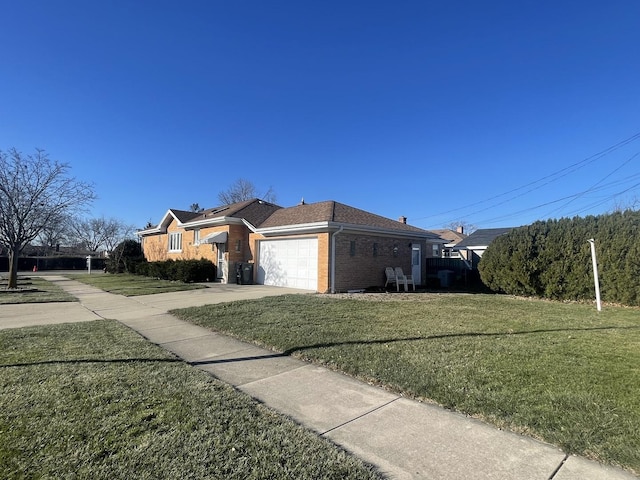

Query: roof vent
398 216 407 224
299 198 306 206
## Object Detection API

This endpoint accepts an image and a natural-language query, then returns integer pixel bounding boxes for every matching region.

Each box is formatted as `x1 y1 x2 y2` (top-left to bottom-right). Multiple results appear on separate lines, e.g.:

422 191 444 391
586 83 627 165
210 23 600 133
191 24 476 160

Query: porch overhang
200 231 228 244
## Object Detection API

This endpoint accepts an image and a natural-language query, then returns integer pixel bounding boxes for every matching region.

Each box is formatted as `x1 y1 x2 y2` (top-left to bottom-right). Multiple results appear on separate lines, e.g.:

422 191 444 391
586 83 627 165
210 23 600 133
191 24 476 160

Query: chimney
398 216 407 224
456 226 464 234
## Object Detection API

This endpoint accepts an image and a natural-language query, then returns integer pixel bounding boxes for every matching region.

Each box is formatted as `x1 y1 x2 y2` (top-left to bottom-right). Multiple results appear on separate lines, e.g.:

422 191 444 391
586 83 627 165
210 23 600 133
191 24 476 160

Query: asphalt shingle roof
258 200 437 236
454 227 514 248
429 229 467 244
147 199 440 239
185 198 282 226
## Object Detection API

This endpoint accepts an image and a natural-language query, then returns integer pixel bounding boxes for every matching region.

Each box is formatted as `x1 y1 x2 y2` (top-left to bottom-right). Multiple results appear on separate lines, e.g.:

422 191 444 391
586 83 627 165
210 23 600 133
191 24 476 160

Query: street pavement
1 275 637 480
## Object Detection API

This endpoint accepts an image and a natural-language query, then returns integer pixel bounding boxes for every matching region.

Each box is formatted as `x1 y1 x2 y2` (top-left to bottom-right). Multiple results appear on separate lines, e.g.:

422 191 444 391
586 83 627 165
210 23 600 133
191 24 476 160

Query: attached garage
256 237 318 290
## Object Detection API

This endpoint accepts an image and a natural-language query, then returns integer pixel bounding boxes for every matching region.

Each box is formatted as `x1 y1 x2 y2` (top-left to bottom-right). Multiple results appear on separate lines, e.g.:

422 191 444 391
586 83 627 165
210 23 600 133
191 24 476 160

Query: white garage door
257 238 318 290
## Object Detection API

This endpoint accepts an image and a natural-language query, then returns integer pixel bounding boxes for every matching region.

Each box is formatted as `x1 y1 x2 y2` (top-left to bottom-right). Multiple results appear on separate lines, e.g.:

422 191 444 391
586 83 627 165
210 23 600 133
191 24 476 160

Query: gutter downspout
330 226 344 294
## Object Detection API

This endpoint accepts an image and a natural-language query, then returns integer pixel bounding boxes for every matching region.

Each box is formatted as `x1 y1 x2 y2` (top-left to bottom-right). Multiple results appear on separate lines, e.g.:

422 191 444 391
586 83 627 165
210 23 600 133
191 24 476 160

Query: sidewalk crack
548 454 569 480
320 396 401 436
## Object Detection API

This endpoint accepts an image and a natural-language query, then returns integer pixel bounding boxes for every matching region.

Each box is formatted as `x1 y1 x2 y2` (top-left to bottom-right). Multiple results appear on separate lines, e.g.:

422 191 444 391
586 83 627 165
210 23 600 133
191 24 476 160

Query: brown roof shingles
258 200 432 235
180 199 282 226
168 209 200 224
157 199 437 239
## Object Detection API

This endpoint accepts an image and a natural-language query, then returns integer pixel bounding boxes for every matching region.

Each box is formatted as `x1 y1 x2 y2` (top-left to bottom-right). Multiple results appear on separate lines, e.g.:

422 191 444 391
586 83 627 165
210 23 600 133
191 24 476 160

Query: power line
542 150 640 218
472 171 640 226
415 131 640 227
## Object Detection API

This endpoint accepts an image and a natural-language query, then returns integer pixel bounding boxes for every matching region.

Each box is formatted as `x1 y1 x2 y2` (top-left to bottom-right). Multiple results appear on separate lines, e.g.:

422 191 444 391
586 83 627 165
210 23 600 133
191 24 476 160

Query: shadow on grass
280 324 640 355
188 324 640 366
190 352 288 366
0 358 183 368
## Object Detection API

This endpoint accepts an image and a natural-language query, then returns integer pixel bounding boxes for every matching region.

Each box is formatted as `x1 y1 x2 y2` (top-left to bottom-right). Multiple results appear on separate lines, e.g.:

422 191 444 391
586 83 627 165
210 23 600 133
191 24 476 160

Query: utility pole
587 239 602 312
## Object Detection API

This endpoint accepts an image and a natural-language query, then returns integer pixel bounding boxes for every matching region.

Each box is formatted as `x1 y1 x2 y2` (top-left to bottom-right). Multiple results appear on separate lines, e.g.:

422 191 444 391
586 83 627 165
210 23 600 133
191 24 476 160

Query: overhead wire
472 171 640 226
541 151 640 219
415 131 640 228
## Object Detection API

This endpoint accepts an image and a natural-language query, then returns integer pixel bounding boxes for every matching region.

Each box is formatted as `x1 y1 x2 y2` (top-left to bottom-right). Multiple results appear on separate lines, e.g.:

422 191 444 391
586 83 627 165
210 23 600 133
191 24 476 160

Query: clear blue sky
2 1 639 231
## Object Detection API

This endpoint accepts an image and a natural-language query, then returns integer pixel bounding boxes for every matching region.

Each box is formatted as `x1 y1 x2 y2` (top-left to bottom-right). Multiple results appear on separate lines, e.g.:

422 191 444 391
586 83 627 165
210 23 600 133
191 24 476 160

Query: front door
216 243 227 282
411 244 422 286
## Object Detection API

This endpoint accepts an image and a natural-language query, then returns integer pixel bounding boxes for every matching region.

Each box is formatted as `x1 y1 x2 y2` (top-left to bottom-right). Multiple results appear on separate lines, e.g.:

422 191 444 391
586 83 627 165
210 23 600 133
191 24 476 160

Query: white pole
587 239 601 311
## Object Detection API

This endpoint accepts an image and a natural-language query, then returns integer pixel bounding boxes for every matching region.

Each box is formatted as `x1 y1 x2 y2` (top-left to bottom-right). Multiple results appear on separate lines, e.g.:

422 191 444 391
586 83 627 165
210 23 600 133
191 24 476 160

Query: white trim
255 221 440 240
168 232 183 252
184 216 245 229
242 219 259 233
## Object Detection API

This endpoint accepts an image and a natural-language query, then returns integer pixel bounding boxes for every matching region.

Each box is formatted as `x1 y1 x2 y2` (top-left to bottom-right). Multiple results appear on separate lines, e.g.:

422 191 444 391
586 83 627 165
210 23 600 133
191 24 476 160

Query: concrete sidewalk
5 276 637 480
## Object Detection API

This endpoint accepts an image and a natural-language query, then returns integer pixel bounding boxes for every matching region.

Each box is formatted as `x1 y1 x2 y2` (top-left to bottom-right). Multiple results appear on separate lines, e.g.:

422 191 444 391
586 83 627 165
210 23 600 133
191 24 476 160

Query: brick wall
141 221 254 280
332 233 420 292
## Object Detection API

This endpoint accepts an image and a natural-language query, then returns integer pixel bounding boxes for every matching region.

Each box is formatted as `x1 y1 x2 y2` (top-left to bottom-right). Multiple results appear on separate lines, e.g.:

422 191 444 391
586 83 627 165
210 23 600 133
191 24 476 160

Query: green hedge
136 259 216 283
479 210 640 305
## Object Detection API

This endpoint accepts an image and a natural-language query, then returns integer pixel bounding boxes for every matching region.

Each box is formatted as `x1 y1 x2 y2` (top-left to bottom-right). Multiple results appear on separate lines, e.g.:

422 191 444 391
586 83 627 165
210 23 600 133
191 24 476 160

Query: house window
373 243 378 257
350 240 356 256
432 244 439 257
193 229 201 246
235 239 242 252
168 232 182 252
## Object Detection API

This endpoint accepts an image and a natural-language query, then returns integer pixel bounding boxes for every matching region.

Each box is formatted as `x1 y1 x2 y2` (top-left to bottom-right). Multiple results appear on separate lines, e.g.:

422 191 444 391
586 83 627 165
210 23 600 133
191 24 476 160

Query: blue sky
2 1 639 231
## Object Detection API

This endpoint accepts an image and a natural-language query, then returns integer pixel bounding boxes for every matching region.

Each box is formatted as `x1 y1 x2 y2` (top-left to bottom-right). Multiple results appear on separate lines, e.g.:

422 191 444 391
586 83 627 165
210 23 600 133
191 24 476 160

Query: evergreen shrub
106 239 145 273
140 258 215 283
479 210 640 306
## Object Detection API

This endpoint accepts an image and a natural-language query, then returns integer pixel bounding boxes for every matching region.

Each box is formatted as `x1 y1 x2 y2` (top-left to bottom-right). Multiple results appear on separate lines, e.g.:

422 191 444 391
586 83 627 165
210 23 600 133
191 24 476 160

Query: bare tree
101 218 136 254
190 203 204 213
33 212 72 254
68 217 107 252
0 148 96 288
69 216 135 254
611 196 640 213
217 178 277 205
444 220 477 235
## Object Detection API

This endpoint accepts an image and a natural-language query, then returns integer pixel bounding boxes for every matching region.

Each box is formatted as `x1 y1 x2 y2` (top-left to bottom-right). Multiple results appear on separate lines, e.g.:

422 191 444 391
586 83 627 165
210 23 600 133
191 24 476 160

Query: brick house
137 198 443 292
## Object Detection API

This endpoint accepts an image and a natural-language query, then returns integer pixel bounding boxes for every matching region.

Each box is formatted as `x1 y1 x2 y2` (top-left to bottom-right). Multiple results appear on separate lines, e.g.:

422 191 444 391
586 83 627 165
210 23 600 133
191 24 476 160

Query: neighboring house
429 228 467 258
452 227 514 269
137 199 280 283
137 198 443 293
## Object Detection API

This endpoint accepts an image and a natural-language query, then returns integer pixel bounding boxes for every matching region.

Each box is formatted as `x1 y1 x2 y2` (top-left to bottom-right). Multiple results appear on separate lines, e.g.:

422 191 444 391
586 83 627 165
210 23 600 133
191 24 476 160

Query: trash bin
240 263 253 285
235 263 242 285
437 270 455 288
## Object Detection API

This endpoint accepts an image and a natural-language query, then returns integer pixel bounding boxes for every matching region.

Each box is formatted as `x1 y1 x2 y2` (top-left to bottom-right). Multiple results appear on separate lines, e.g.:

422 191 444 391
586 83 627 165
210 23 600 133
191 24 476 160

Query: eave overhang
136 214 245 237
254 221 442 241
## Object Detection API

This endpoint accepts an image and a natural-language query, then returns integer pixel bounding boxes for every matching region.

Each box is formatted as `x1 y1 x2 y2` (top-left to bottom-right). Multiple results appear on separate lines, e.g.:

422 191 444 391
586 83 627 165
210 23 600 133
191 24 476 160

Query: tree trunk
7 244 20 289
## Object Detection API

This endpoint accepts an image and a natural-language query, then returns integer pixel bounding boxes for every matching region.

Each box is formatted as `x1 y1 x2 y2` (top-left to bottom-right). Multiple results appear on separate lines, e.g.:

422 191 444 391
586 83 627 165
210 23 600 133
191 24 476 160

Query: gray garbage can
240 263 253 285
437 270 454 288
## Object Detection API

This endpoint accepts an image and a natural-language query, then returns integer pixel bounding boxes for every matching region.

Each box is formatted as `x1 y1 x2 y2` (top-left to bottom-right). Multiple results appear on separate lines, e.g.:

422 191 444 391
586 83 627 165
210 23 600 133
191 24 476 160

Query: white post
86 255 92 275
587 239 601 311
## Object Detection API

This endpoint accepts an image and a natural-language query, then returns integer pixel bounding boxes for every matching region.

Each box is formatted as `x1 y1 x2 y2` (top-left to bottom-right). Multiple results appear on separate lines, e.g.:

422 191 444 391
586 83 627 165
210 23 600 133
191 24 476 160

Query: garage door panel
257 238 318 291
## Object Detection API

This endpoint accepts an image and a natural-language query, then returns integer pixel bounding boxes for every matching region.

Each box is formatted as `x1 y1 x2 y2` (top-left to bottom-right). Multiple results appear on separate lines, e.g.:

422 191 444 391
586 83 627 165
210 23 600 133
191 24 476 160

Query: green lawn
0 320 382 480
69 273 206 296
172 293 640 475
0 276 76 304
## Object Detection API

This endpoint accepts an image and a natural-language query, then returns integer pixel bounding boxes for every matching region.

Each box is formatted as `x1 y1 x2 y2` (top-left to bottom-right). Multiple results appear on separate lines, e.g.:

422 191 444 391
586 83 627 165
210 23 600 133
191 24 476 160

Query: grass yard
69 273 206 296
172 293 640 475
0 276 76 304
0 320 382 480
